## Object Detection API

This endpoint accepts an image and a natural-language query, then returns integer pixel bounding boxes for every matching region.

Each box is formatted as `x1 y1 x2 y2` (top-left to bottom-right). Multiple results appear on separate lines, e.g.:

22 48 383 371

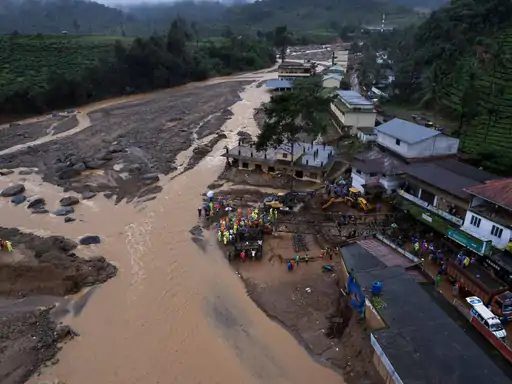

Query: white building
330 90 376 134
462 179 512 251
357 127 377 143
376 119 460 159
322 74 342 88
350 147 404 195
334 50 349 72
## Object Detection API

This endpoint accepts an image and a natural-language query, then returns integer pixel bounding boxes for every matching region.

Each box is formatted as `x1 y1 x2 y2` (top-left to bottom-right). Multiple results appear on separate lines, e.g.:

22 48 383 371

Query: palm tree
417 64 443 107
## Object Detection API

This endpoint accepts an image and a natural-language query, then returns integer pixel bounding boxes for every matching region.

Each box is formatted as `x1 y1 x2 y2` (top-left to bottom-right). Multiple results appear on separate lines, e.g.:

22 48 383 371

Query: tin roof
341 243 512 384
465 178 512 211
266 79 293 88
376 118 441 144
335 90 372 106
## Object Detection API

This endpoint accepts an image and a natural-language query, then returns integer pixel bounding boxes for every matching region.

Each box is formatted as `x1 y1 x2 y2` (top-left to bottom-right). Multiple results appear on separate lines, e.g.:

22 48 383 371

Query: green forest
359 0 512 174
0 0 422 39
0 19 275 116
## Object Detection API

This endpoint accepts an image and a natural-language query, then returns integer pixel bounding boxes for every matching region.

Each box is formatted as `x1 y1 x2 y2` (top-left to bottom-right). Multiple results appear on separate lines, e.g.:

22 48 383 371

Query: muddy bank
240 271 382 384
0 119 62 152
0 227 117 298
0 81 250 202
217 166 318 190
0 308 68 384
0 227 117 384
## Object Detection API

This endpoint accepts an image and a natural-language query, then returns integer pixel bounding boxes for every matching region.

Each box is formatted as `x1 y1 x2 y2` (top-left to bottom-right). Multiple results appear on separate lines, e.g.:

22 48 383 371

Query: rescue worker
209 201 213 213
5 241 12 252
295 254 300 266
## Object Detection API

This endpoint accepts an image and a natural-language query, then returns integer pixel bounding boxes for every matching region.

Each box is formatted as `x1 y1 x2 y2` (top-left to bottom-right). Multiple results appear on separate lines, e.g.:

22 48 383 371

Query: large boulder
81 191 97 200
140 173 160 184
60 196 80 207
79 235 101 245
27 197 46 209
11 195 26 205
1 184 25 197
0 169 14 176
57 168 81 180
54 207 74 216
84 159 106 169
31 208 49 214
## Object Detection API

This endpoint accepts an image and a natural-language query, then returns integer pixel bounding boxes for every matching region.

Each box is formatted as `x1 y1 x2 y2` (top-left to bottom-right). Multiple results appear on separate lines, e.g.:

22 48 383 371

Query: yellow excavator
322 187 374 211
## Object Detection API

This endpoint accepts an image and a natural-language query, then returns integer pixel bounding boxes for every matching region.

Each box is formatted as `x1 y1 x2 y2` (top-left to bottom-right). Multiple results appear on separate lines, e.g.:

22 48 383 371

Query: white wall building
461 179 512 251
376 119 460 159
322 74 342 88
330 90 376 134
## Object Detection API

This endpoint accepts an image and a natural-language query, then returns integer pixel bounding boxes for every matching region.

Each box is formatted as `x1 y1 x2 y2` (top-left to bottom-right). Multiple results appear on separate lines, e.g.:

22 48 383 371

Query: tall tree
256 77 335 188
273 25 291 62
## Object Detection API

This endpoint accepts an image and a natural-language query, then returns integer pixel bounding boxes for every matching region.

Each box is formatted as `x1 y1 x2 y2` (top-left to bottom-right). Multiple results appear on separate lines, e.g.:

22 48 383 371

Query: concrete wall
462 211 511 250
351 172 367 194
237 159 323 183
379 175 401 193
330 102 346 126
323 77 340 88
377 132 459 158
357 131 377 143
344 111 377 130
371 334 404 384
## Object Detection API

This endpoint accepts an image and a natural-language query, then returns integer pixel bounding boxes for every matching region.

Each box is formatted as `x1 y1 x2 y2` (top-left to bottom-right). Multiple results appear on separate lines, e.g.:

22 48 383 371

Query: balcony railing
397 189 464 226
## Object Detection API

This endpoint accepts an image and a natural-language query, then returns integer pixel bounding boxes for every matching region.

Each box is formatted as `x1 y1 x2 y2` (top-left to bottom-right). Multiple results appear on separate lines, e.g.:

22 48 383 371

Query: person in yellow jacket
223 232 228 245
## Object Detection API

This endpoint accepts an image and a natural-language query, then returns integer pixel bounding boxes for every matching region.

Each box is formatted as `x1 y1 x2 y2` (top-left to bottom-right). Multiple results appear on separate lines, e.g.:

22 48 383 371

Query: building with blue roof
330 90 376 134
222 140 337 183
265 79 293 91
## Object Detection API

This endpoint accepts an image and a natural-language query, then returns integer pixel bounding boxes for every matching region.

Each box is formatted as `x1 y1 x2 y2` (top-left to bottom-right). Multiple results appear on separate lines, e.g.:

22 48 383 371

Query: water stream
0 70 343 384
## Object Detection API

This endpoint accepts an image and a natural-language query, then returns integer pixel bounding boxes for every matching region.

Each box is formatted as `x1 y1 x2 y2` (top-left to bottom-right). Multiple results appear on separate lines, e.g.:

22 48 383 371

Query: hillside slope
0 0 419 36
391 0 512 173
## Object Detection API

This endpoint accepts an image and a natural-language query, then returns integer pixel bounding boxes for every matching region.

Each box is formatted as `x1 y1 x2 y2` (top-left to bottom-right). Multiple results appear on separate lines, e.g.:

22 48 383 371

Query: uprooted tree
255 77 335 188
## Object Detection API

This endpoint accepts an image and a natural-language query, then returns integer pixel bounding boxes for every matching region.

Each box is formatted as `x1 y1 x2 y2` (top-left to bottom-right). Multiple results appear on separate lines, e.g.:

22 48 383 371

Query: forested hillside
389 0 512 174
0 19 275 116
0 0 420 37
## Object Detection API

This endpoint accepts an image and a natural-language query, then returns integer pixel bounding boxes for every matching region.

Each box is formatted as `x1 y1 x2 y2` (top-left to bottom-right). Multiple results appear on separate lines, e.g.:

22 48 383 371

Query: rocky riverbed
0 81 250 203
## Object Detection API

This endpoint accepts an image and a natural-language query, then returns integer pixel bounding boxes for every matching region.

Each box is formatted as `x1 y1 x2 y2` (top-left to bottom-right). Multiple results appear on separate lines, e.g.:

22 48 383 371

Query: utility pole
381 13 386 33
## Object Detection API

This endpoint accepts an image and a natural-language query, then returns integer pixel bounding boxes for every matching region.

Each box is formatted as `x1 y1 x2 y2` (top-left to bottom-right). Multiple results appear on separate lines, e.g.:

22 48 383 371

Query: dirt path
0 67 345 384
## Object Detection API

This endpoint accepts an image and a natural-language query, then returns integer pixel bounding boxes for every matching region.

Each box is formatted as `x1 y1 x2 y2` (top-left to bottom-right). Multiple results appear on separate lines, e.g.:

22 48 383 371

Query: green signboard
447 228 490 255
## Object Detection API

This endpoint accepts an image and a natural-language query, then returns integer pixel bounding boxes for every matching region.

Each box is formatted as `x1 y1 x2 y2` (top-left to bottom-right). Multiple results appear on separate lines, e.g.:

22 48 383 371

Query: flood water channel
0 69 343 384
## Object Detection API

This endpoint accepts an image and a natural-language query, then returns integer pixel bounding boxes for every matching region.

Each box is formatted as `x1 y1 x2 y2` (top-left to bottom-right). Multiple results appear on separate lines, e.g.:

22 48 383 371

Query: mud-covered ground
0 227 117 384
0 81 250 203
205 184 386 384
0 119 63 151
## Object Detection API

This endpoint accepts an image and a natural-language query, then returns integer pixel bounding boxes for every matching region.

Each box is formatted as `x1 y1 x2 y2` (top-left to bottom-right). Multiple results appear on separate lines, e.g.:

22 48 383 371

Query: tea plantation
440 29 512 172
0 35 129 97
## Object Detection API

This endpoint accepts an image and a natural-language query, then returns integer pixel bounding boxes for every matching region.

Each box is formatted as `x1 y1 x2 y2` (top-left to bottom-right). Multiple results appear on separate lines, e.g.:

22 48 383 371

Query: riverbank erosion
0 227 117 384
0 68 349 384
0 80 250 203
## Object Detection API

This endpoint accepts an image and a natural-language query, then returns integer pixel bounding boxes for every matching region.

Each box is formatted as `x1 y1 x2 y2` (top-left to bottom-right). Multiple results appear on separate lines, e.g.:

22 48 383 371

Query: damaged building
222 141 337 183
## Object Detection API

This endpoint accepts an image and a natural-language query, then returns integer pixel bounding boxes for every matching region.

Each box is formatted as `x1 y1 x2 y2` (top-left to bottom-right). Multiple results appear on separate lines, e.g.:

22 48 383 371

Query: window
470 215 481 228
491 225 504 239
395 139 401 146
369 172 378 177
282 153 288 159
242 162 249 169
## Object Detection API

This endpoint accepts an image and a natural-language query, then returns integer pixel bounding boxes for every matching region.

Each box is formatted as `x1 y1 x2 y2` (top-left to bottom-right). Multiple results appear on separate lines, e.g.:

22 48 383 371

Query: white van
466 296 507 342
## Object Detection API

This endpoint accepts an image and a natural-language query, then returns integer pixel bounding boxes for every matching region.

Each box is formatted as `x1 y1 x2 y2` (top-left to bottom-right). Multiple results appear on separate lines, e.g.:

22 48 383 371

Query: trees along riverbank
0 17 275 117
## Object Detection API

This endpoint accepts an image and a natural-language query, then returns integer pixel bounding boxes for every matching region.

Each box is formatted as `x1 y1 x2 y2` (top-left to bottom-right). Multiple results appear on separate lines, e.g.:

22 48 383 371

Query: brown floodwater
0 70 343 384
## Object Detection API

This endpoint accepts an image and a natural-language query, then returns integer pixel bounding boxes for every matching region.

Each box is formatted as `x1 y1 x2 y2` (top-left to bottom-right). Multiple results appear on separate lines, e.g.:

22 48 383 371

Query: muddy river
0 69 343 383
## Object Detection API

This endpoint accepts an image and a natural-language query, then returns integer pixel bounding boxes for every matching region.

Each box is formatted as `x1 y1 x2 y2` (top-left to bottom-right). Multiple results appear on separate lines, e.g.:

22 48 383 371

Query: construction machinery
322 187 374 211
263 190 317 210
